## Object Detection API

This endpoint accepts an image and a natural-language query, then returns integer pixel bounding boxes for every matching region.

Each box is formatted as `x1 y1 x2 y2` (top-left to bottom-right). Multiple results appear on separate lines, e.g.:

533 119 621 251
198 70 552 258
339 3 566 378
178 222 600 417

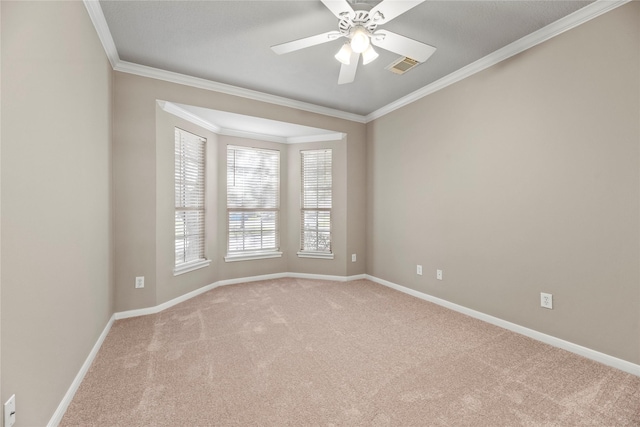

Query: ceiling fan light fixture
335 43 352 65
270 0 436 85
362 45 379 65
350 26 370 53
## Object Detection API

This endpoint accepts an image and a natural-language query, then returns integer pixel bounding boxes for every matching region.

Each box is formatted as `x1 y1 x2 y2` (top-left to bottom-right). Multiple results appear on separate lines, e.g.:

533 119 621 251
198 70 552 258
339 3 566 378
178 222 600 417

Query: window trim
298 148 333 258
226 145 281 260
174 127 209 275
296 251 334 260
224 251 283 263
173 259 212 276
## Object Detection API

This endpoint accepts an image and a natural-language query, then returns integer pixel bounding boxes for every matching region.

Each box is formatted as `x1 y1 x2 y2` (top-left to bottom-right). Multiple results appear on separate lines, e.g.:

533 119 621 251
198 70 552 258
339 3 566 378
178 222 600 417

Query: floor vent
386 57 420 75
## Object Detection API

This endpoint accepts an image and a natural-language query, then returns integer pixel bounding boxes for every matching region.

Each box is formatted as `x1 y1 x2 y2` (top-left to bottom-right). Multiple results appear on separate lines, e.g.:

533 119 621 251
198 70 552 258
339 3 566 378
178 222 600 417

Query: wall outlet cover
417 265 422 275
4 394 16 427
541 292 553 309
135 276 145 289
436 269 443 280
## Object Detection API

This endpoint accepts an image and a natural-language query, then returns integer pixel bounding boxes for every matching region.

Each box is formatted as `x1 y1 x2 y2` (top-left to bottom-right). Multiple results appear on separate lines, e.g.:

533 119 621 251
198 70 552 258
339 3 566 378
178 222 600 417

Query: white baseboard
288 272 367 282
52 272 363 424
48 314 116 427
114 280 226 320
54 271 636 427
114 272 364 320
366 274 640 377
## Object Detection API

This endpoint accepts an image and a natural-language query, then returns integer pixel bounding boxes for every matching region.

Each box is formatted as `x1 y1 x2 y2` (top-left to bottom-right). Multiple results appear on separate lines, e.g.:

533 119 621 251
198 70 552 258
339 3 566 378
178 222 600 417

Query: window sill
225 251 283 262
297 251 334 260
173 259 211 276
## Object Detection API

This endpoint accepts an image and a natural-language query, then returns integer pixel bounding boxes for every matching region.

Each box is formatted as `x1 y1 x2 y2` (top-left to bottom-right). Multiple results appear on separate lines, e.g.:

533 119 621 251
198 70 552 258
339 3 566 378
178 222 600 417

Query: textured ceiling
99 0 593 116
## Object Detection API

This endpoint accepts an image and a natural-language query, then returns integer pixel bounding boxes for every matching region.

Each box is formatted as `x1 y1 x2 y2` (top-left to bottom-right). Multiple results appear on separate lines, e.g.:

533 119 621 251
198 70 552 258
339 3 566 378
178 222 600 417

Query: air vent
386 57 419 75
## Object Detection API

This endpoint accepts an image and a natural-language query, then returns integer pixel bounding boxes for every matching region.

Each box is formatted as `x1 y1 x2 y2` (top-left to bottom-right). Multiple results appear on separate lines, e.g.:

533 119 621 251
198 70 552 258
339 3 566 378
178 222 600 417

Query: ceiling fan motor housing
338 10 377 37
270 0 436 84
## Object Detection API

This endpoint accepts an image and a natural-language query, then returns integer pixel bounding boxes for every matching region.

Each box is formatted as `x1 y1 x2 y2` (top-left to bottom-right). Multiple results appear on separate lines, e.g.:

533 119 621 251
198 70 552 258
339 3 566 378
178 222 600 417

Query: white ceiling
97 0 600 118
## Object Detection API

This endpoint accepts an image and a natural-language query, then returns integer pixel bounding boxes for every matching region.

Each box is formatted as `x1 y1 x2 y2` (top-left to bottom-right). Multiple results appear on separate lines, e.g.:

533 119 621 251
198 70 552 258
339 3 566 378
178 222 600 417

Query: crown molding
219 128 288 144
86 0 627 124
159 100 286 143
287 133 344 144
116 61 367 124
366 0 631 122
82 0 119 68
159 101 344 144
83 0 365 123
219 128 344 144
158 100 221 134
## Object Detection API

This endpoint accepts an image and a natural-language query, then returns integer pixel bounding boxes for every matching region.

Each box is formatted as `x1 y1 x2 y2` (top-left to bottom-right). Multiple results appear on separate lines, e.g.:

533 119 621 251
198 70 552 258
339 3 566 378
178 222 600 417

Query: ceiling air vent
386 57 419 75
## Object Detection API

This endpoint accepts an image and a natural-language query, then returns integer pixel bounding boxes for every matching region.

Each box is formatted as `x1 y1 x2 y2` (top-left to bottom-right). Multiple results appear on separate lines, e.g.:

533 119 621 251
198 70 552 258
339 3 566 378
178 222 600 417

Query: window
174 128 210 275
226 145 281 261
299 149 333 259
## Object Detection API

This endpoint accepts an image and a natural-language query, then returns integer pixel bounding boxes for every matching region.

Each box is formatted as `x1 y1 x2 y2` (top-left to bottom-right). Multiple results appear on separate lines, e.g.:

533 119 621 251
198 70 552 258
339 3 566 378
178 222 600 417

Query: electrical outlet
436 269 443 280
135 276 145 289
541 292 553 309
4 394 16 427
351 254 356 262
417 265 422 275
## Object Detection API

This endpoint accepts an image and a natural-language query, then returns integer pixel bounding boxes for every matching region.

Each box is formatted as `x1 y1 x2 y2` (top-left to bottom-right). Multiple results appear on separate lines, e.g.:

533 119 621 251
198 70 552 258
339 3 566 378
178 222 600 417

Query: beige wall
1 1 3 414
155 112 347 300
367 2 640 364
286 139 348 276
155 108 220 304
114 72 367 312
2 2 638 425
1 2 114 425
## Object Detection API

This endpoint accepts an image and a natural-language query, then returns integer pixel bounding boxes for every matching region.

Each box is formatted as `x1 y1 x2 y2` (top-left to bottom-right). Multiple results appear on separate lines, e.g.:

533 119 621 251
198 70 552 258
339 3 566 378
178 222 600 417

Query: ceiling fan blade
321 0 355 19
369 0 425 25
338 52 359 85
371 29 436 63
271 31 341 55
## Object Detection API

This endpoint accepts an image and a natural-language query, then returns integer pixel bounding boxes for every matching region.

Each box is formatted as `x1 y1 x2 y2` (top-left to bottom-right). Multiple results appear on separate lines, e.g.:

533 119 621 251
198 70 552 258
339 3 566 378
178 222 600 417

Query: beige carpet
61 278 640 426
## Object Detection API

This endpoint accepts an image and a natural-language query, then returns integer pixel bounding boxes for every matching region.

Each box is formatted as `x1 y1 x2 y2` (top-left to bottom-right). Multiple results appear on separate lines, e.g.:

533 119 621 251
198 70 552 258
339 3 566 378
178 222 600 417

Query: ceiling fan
271 0 436 85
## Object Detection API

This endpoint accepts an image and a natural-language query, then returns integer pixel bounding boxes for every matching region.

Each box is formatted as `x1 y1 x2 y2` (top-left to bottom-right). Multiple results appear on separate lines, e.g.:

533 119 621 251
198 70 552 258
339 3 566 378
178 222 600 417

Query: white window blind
227 145 280 256
175 128 207 272
300 149 332 254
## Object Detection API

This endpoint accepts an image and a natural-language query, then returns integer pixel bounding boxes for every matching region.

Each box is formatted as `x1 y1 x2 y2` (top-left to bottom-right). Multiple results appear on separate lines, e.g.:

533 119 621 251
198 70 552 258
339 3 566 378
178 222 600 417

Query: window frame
174 127 211 275
298 148 333 260
225 144 282 262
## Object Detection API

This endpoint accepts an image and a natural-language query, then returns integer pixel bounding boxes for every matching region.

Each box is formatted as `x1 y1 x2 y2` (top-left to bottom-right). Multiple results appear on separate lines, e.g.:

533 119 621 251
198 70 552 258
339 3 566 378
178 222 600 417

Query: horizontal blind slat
227 145 280 253
300 149 332 252
175 128 206 267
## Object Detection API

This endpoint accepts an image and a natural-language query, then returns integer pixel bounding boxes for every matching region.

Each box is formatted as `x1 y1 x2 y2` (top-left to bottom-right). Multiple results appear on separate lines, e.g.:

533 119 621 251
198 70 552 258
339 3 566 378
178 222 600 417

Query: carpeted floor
61 278 640 426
